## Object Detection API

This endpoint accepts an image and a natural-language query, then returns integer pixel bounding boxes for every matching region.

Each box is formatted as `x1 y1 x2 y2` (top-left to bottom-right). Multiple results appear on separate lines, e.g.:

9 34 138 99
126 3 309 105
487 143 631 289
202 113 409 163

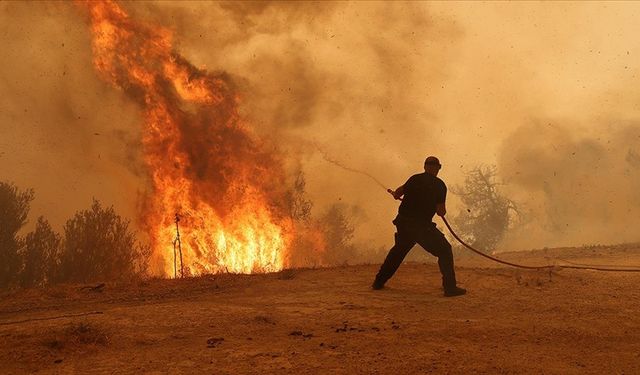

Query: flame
80 0 297 275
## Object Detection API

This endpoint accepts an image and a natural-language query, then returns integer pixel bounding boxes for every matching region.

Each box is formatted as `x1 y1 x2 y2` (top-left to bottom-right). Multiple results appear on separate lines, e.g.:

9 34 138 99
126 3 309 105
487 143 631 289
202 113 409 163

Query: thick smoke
0 2 145 230
124 2 640 251
2 1 640 257
121 1 462 252
498 121 640 249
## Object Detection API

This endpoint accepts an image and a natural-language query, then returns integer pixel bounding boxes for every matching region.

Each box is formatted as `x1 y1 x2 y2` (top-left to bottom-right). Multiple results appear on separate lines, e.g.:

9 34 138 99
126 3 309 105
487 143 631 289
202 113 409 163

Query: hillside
1 245 640 374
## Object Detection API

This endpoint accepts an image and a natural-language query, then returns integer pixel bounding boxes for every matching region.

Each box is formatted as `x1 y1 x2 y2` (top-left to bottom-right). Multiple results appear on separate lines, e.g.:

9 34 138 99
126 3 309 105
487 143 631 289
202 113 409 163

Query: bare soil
2 245 640 374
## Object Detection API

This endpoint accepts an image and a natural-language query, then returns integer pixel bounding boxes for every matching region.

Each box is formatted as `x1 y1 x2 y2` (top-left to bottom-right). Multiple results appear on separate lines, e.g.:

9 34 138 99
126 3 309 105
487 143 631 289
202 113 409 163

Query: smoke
498 120 640 249
2 1 640 258
484 2 640 249
127 1 640 250
0 2 145 230
118 1 462 253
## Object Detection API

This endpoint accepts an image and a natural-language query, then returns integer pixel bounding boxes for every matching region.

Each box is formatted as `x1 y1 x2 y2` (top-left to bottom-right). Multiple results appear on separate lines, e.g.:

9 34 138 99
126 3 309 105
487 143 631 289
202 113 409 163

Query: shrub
317 203 358 265
0 181 34 287
21 217 60 287
56 199 150 283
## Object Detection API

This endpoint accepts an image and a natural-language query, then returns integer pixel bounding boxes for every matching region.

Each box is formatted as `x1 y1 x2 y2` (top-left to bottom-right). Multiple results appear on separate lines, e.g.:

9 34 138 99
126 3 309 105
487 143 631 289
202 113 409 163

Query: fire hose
385 189 640 273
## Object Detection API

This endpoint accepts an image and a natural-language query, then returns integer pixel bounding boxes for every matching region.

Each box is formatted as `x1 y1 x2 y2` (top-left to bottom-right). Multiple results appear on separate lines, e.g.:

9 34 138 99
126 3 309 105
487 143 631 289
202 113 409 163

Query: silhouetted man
372 156 466 297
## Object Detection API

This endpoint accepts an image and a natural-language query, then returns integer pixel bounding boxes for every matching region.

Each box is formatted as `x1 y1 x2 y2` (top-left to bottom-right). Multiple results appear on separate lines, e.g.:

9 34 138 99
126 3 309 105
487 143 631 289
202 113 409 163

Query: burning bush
0 181 34 287
55 200 150 283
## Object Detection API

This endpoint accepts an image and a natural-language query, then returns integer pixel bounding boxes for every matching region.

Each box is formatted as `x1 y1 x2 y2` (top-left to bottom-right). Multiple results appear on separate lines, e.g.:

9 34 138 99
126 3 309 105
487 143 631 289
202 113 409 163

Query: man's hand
387 188 403 200
387 189 398 199
436 202 447 217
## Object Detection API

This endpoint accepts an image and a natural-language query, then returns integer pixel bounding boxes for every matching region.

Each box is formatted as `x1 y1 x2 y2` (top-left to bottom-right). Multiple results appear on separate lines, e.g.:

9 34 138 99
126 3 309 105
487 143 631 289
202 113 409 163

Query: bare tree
451 165 520 251
0 181 34 287
287 171 313 222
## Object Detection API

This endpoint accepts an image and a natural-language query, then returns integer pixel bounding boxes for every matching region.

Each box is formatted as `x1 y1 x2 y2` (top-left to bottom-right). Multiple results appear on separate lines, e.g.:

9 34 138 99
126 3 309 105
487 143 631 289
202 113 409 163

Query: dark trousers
374 215 457 289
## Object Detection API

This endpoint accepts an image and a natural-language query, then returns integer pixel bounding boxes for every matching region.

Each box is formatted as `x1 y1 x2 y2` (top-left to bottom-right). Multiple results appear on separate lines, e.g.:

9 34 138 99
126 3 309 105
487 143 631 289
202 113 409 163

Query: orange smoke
80 0 300 276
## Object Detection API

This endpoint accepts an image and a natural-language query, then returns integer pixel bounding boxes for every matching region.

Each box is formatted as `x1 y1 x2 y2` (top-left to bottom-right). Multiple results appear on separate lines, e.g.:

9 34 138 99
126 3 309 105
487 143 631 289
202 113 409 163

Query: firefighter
372 156 466 297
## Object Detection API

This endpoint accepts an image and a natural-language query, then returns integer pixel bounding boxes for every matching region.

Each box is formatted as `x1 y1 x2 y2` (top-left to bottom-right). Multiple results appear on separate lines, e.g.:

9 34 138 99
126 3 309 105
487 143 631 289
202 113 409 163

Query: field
2 245 640 374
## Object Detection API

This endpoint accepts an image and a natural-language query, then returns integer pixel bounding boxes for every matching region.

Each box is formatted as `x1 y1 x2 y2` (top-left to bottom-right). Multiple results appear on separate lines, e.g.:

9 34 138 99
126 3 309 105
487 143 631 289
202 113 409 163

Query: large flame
81 1 297 276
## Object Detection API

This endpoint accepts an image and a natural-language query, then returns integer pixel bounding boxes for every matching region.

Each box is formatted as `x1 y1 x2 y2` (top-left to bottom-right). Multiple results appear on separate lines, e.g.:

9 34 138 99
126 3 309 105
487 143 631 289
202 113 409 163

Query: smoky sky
498 120 640 249
2 1 639 251
0 2 145 231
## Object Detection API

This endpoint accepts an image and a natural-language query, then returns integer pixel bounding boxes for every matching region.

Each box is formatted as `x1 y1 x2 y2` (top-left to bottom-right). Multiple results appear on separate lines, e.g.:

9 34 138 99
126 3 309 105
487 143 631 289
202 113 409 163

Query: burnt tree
451 165 519 252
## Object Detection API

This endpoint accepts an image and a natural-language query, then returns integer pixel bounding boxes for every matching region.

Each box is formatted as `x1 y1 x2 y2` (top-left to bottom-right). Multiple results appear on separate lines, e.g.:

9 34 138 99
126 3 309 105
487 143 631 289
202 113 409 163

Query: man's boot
444 286 467 297
371 279 385 290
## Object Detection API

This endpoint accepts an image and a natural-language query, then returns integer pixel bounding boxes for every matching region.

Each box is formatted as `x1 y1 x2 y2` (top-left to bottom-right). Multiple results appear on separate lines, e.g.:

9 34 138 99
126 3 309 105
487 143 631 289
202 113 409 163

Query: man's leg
372 229 415 289
414 225 463 295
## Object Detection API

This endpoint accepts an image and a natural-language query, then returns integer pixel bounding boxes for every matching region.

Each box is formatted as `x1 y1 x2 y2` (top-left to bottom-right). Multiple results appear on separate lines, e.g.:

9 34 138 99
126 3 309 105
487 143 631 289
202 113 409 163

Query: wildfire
80 0 297 275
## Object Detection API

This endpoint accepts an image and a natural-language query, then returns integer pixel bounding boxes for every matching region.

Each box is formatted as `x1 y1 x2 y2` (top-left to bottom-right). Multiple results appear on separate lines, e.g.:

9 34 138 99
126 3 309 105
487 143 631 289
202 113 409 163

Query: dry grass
277 269 297 280
43 322 109 350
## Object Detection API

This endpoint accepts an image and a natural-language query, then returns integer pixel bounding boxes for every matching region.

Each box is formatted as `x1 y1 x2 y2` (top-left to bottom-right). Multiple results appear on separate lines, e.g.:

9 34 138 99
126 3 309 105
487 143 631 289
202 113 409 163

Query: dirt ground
1 244 640 374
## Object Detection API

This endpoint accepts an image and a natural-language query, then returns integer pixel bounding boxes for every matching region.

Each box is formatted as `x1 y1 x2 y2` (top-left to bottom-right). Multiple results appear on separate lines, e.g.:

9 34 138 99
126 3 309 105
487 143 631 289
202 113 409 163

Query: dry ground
1 245 640 374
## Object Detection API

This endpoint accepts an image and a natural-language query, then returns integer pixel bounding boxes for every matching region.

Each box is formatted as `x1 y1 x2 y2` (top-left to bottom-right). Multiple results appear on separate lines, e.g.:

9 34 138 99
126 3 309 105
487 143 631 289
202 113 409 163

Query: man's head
424 156 442 176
